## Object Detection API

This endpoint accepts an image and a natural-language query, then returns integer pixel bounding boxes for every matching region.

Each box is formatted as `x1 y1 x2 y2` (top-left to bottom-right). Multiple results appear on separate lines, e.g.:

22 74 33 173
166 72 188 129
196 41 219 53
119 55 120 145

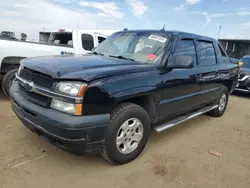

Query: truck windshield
240 57 250 68
48 32 73 46
93 32 169 64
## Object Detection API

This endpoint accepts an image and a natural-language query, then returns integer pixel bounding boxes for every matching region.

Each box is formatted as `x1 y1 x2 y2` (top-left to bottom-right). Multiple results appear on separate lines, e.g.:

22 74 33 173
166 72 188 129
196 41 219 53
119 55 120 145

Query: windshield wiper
89 51 104 56
109 55 135 61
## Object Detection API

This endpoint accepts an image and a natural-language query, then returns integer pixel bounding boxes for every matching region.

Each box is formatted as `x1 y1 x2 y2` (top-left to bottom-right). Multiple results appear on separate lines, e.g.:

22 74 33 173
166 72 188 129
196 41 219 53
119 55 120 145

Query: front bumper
10 82 110 155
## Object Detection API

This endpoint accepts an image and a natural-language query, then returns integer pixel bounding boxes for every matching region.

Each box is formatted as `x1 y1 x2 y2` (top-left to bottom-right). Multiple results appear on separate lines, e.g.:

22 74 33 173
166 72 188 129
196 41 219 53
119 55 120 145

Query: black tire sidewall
1 69 18 96
105 105 150 164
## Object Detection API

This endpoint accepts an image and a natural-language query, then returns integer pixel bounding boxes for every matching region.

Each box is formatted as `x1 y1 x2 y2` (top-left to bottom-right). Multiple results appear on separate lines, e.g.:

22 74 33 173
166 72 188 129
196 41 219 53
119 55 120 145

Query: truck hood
21 54 157 82
240 68 250 75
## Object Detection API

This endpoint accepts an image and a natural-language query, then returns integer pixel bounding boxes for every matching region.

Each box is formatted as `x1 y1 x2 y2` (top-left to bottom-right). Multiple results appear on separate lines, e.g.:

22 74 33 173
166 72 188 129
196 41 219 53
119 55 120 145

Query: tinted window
240 57 250 68
218 44 227 57
82 34 94 51
198 41 217 66
48 32 72 46
173 39 197 65
98 36 106 44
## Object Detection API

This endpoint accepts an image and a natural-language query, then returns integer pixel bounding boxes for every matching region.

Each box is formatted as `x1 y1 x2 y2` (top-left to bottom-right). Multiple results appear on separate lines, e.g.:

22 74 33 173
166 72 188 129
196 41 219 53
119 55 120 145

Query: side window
173 39 197 65
98 36 106 44
218 43 227 57
82 34 94 51
198 41 217 66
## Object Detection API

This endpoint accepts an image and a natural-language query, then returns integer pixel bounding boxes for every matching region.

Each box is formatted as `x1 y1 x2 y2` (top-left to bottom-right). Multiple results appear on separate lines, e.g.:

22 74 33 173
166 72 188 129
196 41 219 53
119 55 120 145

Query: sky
1 0 250 41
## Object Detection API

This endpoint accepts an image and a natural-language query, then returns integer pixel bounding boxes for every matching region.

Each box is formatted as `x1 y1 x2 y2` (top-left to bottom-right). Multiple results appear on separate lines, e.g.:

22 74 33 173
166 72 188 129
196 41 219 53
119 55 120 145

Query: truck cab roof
116 29 215 42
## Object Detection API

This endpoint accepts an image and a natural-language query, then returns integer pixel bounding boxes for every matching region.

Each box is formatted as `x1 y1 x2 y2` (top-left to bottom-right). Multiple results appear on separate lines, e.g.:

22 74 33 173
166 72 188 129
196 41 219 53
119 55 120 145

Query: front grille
19 84 51 107
19 67 54 89
18 67 54 107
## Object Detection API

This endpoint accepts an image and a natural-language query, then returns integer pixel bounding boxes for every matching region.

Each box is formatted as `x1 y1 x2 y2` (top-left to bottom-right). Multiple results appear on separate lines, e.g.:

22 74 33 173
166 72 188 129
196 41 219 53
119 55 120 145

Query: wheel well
223 80 233 92
1 56 26 75
120 95 156 122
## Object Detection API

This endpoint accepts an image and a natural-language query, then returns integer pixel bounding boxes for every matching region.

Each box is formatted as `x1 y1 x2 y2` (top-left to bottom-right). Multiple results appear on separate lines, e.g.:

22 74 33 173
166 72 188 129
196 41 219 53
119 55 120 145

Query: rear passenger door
196 40 221 104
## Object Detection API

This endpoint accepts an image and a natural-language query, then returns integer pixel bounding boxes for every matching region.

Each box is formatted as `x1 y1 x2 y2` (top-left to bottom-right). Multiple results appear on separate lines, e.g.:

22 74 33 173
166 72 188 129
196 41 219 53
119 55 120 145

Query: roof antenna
160 24 165 31
123 28 128 31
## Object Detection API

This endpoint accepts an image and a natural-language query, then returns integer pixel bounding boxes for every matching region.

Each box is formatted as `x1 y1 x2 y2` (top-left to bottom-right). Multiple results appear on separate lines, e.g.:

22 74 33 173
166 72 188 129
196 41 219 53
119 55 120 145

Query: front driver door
160 38 202 119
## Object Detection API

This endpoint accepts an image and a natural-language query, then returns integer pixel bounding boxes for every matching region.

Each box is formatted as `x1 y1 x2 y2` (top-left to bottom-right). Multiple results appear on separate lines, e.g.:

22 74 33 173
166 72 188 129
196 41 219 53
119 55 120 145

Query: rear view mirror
168 55 193 68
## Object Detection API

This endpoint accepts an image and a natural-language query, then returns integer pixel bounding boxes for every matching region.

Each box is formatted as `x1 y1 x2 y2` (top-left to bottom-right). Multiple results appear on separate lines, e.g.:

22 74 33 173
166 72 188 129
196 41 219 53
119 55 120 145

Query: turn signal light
75 104 83 116
78 84 88 97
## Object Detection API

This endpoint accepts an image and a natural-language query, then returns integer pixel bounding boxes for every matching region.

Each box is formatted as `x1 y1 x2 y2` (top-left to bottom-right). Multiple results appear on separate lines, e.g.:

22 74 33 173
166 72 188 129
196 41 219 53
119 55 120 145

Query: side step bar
154 105 218 133
234 88 250 92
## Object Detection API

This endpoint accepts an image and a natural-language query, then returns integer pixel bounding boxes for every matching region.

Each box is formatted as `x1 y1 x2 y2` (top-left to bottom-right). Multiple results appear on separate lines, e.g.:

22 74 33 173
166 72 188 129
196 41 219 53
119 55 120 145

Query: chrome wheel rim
116 118 144 155
219 93 227 111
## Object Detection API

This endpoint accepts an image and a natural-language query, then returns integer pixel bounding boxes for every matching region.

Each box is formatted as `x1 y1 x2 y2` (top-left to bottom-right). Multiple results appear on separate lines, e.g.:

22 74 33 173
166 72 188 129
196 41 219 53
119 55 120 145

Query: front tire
1 69 18 97
208 86 229 117
102 103 150 165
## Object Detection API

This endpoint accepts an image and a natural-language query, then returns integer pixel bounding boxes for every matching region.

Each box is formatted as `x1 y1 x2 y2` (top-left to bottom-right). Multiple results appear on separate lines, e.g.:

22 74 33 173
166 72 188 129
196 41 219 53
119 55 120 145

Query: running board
154 105 218 133
234 88 250 92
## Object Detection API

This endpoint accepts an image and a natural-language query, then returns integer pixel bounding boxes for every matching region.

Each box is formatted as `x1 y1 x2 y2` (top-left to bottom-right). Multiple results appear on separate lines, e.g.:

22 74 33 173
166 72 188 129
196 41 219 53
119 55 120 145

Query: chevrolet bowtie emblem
20 80 34 91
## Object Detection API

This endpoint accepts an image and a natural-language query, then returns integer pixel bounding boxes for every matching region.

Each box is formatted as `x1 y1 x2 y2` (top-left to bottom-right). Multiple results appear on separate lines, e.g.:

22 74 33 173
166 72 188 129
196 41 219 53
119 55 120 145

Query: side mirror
168 55 193 68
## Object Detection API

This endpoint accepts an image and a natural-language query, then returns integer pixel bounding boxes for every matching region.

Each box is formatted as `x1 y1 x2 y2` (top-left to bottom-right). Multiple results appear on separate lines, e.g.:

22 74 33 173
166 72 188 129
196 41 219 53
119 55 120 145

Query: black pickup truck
10 30 238 164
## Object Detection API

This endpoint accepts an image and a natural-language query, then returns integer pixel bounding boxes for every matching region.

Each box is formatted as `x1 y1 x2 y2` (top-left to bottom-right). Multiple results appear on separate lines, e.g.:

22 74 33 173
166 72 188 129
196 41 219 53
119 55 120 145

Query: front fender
110 86 156 103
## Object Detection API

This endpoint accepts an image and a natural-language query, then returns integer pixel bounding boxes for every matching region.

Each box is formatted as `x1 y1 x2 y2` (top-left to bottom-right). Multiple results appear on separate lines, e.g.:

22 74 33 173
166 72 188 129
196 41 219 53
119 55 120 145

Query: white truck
0 29 117 96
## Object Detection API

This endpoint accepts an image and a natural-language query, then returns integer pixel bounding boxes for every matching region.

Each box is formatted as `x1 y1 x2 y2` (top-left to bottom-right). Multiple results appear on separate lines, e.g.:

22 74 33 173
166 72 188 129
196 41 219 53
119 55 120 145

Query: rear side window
82 34 94 51
48 32 72 46
173 39 197 65
98 36 106 44
198 41 217 66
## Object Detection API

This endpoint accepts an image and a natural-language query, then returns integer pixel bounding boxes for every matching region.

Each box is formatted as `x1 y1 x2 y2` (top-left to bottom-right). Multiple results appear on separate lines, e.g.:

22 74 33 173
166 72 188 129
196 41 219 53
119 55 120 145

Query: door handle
196 72 218 82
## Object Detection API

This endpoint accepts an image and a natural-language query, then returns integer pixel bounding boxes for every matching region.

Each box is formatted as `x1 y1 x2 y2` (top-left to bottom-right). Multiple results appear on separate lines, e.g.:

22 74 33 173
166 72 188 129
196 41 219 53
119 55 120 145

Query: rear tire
102 103 150 165
208 86 229 117
1 69 18 97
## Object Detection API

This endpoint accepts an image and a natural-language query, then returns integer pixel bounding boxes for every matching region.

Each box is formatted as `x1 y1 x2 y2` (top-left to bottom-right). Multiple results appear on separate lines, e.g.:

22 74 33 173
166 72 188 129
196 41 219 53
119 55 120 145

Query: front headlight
55 81 87 97
50 99 82 115
50 81 87 115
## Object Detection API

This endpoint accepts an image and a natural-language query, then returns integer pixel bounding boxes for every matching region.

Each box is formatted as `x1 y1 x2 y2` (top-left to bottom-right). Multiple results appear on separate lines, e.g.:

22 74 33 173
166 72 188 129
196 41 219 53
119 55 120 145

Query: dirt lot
1 91 250 188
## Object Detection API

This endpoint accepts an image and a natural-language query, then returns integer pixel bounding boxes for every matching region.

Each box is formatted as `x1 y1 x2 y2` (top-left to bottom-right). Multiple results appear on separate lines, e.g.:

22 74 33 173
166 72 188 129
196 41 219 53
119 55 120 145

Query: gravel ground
1 91 250 188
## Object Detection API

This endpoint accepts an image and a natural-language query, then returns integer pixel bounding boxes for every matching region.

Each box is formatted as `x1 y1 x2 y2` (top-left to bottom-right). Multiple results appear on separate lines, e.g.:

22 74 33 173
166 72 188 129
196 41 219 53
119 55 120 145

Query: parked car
235 55 250 93
0 31 17 40
10 30 238 164
0 29 117 96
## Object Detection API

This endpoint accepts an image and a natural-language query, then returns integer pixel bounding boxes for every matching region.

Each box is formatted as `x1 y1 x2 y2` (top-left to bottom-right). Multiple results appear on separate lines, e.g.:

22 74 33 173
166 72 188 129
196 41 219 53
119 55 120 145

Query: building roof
219 39 250 44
